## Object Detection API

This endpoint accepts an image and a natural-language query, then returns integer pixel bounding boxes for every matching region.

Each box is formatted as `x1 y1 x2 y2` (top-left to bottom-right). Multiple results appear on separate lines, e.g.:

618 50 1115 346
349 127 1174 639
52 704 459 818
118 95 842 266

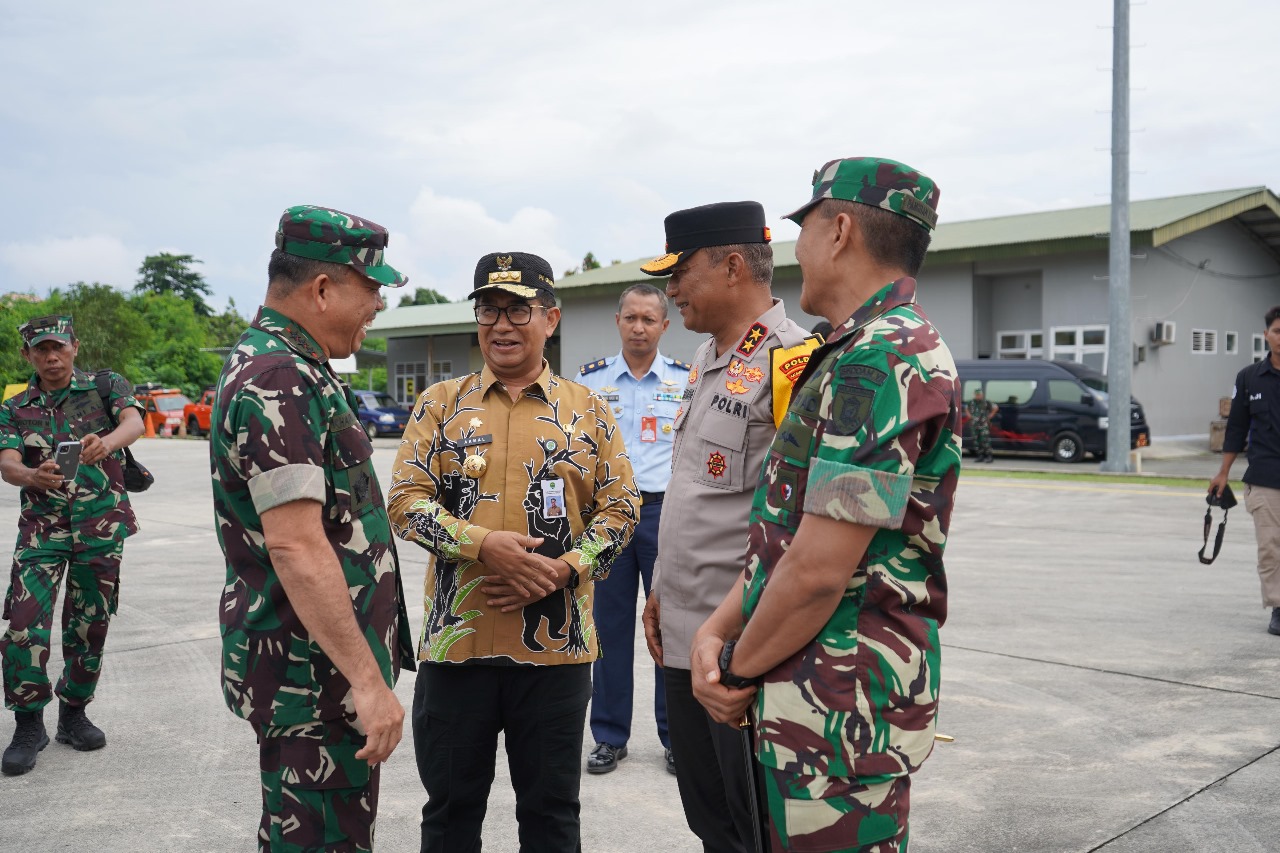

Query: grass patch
961 468 1235 491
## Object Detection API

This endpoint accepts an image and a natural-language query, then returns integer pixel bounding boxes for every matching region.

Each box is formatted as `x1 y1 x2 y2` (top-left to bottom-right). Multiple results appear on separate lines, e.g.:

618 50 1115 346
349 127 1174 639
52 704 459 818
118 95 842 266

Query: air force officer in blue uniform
578 283 689 776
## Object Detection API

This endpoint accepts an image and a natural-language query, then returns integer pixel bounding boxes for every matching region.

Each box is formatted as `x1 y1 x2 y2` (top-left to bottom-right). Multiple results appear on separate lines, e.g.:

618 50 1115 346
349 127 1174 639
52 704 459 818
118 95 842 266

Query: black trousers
665 667 757 853
413 662 592 853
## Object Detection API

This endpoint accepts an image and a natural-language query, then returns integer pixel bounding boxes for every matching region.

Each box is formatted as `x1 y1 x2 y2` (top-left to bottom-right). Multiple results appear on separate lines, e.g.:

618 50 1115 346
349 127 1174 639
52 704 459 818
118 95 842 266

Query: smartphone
54 441 81 481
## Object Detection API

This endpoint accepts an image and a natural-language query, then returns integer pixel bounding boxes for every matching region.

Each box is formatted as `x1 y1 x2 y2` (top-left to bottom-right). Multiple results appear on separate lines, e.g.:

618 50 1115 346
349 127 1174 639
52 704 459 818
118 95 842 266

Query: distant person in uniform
690 157 962 852
1211 305 1280 636
639 201 820 852
966 389 999 462
578 282 689 777
0 315 144 777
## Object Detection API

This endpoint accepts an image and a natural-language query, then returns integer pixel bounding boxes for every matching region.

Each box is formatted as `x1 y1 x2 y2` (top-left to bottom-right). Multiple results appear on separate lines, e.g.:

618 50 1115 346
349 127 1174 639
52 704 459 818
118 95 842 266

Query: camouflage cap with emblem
18 314 75 347
783 157 941 232
276 204 408 287
467 252 556 301
640 200 772 276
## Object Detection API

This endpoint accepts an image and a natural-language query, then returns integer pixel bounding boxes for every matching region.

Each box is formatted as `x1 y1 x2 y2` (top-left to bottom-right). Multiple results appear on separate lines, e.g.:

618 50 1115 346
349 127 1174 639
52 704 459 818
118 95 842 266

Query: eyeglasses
474 304 547 326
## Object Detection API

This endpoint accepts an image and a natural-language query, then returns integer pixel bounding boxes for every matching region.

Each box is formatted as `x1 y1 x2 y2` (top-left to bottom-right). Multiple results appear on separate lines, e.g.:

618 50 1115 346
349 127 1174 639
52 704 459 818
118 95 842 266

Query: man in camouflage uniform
691 158 962 852
211 206 415 852
638 201 820 852
965 389 998 463
388 252 638 853
0 315 145 776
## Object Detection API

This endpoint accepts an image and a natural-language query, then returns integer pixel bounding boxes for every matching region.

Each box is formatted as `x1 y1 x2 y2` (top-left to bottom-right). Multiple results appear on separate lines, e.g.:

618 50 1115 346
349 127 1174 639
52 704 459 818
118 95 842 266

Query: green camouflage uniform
212 205 412 853
746 158 959 852
0 366 141 713
742 277 961 851
965 398 995 458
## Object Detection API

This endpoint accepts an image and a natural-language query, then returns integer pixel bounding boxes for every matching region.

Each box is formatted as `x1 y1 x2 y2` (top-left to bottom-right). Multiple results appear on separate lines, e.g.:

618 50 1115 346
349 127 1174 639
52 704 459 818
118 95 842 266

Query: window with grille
1256 334 1268 363
1191 329 1218 354
1224 332 1238 356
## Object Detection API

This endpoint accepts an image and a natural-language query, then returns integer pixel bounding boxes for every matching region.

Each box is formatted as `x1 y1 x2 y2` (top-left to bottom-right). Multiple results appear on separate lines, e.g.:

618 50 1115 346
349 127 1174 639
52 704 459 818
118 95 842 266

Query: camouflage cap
18 314 74 347
275 205 408 287
783 157 941 232
467 252 556 301
640 201 771 276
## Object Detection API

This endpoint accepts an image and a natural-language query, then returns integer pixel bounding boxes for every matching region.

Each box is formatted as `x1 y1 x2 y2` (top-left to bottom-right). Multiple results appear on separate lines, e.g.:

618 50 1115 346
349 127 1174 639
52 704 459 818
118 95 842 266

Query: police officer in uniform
578 282 689 776
639 201 820 852
0 315 144 776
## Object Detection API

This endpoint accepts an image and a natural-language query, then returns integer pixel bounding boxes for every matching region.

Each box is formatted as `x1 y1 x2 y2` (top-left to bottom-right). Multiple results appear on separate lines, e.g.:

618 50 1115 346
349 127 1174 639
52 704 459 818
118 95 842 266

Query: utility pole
1102 0 1132 473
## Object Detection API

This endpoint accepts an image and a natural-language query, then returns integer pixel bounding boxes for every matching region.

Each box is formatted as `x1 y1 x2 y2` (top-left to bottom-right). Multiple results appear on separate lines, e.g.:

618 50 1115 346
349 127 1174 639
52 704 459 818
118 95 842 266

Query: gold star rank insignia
736 322 769 357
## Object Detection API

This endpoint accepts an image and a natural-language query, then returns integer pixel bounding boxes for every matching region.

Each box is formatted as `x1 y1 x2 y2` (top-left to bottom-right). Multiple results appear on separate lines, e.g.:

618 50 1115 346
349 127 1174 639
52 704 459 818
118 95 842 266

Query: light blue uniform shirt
578 350 690 493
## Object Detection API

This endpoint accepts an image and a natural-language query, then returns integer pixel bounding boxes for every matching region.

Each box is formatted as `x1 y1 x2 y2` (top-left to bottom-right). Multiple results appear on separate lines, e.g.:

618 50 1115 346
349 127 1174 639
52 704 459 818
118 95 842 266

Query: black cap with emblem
467 252 557 301
640 201 772 276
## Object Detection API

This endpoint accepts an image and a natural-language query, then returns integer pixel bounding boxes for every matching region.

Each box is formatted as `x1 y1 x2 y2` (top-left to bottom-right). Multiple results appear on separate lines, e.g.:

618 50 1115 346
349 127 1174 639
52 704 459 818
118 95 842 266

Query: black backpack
91 370 154 493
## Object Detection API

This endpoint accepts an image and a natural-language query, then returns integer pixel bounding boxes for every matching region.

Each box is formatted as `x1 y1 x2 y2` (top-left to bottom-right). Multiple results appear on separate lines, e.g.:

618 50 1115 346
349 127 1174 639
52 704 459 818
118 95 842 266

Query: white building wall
916 264 974 358
1130 221 1280 436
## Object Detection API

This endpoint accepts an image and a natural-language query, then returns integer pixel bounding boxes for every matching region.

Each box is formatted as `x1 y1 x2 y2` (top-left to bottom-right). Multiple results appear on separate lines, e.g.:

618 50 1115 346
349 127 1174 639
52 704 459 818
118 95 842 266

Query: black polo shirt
1225 356 1280 489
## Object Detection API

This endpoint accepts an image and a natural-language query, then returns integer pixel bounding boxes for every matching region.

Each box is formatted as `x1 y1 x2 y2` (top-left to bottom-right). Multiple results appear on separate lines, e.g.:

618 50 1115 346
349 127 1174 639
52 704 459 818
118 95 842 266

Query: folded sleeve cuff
803 458 911 530
247 463 326 514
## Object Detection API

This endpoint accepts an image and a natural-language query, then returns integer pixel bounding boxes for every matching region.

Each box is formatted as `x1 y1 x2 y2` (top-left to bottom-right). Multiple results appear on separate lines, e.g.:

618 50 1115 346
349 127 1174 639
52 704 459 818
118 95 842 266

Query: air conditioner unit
1151 321 1176 346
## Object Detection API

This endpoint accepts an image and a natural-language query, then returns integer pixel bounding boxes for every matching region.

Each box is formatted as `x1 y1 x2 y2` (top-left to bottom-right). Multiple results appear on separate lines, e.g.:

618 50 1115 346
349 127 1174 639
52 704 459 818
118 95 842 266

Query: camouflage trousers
1 536 122 712
970 423 991 457
763 766 910 852
256 716 379 853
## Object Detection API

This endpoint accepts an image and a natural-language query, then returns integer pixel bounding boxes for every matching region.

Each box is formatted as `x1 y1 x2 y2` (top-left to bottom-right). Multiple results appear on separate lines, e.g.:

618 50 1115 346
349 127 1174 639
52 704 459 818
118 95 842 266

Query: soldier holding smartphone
0 315 145 776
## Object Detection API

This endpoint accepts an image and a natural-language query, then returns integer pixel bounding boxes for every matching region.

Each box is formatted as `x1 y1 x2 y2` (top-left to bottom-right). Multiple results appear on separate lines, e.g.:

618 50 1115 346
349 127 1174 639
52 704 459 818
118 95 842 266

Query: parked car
135 387 192 436
354 390 411 439
184 387 215 437
955 359 1151 463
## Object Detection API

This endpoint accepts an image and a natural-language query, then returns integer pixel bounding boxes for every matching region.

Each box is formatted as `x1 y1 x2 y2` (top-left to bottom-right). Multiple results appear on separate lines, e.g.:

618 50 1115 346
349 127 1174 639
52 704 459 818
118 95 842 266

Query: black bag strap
92 370 117 426
1199 505 1229 565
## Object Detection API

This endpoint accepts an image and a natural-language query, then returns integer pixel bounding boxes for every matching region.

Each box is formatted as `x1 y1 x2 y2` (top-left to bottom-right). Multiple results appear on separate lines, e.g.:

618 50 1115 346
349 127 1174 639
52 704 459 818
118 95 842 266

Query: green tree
0 297 54 386
582 251 601 272
135 253 214 317
43 283 152 377
126 293 223 397
398 287 451 307
203 297 249 348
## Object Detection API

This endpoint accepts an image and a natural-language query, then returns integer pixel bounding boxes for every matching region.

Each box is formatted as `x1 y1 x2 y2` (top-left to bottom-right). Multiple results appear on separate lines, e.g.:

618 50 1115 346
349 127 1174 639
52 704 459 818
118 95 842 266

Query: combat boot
1 710 49 775
56 701 106 751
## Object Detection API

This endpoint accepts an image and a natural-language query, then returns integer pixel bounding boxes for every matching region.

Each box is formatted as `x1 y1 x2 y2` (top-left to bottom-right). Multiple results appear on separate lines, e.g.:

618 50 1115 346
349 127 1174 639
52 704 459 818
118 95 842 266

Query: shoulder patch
579 358 609 376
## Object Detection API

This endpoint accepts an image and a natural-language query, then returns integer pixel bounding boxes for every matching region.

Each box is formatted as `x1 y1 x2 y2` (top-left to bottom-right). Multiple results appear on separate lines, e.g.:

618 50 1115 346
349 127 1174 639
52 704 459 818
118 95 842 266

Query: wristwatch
718 640 761 689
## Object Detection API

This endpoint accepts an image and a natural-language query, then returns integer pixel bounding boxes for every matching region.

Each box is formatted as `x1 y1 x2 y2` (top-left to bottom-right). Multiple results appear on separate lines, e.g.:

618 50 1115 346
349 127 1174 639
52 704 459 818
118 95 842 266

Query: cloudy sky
1 1 1275 312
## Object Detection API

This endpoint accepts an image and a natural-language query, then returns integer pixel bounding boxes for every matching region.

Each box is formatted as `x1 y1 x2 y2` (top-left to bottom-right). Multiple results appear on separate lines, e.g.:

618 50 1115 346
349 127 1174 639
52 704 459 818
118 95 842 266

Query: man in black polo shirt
1211 305 1280 635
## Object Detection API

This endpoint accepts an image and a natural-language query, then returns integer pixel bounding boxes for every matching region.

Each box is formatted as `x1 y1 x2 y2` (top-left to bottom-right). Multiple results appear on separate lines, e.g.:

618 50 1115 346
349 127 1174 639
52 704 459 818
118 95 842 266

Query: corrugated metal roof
369 300 476 335
371 185 1280 330
929 186 1268 252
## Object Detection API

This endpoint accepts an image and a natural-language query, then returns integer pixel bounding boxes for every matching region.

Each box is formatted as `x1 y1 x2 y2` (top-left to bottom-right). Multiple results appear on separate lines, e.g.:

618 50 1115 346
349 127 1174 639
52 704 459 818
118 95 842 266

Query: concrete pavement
0 436 1274 852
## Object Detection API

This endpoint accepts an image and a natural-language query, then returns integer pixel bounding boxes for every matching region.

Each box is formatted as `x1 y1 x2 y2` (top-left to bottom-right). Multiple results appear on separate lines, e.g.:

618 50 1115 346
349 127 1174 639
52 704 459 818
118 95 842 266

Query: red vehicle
135 387 192 436
185 387 215 437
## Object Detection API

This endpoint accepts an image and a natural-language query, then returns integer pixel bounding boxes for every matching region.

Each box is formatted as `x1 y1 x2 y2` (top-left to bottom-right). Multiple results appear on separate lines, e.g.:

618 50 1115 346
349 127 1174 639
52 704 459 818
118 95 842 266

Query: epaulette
669 358 692 371
578 358 609 376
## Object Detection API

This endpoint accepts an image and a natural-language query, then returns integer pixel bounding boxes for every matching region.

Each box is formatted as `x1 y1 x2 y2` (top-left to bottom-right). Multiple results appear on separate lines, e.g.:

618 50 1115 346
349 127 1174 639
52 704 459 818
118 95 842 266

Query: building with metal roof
372 186 1280 440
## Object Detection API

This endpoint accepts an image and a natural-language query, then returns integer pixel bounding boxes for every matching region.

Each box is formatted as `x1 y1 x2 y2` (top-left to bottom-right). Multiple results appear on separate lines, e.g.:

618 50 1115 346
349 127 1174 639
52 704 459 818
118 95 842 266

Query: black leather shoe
586 742 627 774
1268 608 1280 636
665 747 676 776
